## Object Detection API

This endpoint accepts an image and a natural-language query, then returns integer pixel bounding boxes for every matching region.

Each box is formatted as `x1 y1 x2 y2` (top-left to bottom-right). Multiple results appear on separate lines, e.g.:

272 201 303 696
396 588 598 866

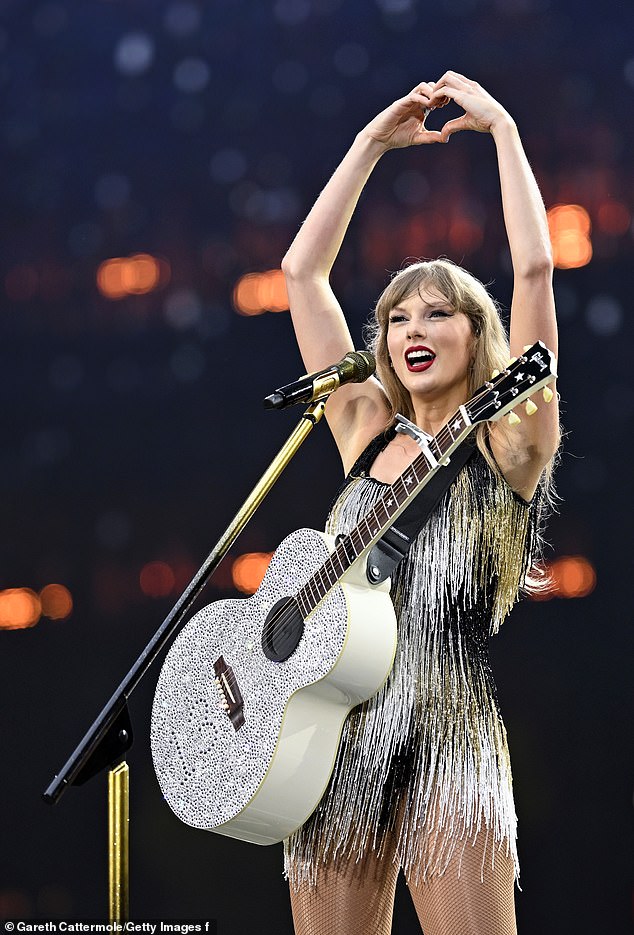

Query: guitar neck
295 406 474 619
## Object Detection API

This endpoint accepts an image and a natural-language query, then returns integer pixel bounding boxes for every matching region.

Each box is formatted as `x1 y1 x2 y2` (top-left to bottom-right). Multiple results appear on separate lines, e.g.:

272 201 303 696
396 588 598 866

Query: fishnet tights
289 826 517 935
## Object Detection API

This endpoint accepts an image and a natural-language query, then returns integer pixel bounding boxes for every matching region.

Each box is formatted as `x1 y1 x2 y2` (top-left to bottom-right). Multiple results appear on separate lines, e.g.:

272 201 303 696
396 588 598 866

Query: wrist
354 129 390 161
490 113 518 140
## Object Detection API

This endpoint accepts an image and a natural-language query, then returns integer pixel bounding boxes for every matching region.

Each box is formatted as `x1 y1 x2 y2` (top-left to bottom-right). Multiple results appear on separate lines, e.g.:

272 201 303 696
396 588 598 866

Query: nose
406 317 425 339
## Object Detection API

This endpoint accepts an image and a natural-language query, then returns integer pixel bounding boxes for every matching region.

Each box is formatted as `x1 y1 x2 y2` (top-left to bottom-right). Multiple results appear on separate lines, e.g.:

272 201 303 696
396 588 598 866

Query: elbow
514 248 554 281
281 254 326 284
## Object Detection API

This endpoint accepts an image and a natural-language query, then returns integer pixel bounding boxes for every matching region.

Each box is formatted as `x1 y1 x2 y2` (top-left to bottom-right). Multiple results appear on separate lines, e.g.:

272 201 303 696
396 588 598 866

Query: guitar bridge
214 655 245 731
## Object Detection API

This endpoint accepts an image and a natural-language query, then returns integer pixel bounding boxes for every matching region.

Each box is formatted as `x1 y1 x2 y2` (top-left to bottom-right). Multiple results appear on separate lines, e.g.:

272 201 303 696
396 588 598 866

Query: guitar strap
365 434 477 585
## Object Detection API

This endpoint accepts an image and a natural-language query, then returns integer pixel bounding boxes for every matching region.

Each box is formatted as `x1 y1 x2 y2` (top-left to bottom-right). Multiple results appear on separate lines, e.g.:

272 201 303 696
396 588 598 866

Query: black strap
365 435 477 585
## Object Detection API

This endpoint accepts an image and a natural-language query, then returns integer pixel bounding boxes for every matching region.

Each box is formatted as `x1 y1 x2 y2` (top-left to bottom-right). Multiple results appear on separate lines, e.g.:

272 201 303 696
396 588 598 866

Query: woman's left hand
429 72 514 141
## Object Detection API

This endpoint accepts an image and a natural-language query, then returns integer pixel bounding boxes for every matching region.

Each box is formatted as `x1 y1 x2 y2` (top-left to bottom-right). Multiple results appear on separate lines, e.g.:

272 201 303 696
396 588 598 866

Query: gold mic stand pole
108 761 129 922
210 399 326 565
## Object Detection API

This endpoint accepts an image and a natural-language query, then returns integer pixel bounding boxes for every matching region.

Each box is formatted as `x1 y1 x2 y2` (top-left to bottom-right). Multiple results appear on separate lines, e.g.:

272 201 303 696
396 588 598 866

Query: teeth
407 350 434 364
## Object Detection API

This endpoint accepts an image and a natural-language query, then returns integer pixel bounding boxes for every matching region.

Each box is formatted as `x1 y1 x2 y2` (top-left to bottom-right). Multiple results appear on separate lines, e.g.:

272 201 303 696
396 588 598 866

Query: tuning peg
525 399 538 416
491 369 500 379
542 386 554 403
508 411 521 426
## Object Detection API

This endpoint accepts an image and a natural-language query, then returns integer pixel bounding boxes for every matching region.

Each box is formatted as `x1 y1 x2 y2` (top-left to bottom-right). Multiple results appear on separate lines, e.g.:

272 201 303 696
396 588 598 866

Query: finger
439 116 469 142
408 89 433 107
434 71 472 93
429 85 462 107
411 81 435 97
415 128 443 145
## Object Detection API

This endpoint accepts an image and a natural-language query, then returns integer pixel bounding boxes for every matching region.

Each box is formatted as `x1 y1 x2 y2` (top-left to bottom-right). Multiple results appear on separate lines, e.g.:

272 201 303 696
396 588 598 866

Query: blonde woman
281 71 559 935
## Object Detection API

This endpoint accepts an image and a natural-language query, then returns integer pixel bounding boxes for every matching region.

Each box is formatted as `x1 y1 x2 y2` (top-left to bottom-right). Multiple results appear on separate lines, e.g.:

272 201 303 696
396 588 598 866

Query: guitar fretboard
295 407 472 619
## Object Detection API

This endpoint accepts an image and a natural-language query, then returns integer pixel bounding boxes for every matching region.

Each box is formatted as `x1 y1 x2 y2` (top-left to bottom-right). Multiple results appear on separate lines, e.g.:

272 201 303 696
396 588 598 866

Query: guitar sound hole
261 596 305 662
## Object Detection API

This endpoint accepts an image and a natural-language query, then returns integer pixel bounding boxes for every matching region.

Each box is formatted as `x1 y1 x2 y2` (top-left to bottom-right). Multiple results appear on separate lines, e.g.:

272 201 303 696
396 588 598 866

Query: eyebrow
391 302 451 313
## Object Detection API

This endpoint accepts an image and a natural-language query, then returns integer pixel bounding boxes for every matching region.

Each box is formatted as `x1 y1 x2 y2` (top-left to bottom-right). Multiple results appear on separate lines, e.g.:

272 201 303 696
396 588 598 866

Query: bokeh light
40 584 73 620
0 588 42 629
232 270 289 316
232 553 273 595
532 555 597 601
140 561 176 598
97 254 169 299
547 204 593 269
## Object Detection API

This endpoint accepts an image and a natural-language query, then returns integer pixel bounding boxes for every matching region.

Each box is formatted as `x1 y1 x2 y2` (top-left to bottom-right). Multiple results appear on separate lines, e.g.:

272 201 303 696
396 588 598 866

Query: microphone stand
42 398 327 922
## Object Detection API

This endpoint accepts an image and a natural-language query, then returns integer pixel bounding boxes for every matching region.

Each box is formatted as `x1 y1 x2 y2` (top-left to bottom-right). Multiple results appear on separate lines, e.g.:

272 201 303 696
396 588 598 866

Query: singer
280 73 560 934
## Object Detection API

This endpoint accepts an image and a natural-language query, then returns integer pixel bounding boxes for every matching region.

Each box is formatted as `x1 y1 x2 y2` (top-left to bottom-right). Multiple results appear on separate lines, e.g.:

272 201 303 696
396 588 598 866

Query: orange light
531 555 597 600
257 269 289 313
233 270 289 316
0 588 42 630
40 584 73 620
232 273 263 316
140 561 176 598
97 254 168 299
231 552 273 595
551 555 596 598
121 253 161 294
547 204 593 269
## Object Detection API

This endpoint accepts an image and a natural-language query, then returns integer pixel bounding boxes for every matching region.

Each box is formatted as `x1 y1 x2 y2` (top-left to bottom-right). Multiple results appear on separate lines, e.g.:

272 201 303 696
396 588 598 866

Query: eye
430 309 451 318
388 313 407 324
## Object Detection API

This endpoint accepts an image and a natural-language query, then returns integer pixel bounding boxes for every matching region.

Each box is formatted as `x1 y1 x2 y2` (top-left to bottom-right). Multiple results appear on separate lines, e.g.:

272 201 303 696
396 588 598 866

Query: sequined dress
284 428 542 888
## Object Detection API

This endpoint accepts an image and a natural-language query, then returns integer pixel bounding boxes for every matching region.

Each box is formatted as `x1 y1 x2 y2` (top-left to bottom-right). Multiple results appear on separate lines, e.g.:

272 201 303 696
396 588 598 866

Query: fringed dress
284 428 542 888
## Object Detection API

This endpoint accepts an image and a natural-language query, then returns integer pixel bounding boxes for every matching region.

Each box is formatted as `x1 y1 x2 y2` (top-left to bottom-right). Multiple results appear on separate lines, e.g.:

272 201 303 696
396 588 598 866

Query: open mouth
405 346 436 372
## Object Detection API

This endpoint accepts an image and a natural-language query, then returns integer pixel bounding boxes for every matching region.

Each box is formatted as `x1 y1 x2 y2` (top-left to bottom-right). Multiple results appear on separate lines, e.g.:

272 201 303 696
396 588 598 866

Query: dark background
1 0 632 931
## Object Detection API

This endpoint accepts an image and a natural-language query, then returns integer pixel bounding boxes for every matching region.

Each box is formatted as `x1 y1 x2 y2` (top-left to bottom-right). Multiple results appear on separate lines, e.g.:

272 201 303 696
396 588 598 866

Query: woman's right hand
361 83 445 151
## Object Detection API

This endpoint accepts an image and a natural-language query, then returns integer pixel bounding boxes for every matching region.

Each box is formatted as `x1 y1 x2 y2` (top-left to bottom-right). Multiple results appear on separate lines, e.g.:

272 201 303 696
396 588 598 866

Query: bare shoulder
325 376 392 474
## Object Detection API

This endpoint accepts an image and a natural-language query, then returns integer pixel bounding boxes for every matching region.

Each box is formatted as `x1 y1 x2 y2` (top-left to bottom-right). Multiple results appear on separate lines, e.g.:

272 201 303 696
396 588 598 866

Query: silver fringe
284 454 539 889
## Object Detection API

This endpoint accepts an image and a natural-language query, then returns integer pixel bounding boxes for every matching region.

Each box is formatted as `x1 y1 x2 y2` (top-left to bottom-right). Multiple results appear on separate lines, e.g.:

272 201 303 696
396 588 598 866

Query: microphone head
344 350 376 383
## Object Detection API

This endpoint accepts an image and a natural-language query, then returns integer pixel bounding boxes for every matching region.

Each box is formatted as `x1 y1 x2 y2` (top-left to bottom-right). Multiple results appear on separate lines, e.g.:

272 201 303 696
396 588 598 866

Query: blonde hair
364 258 558 512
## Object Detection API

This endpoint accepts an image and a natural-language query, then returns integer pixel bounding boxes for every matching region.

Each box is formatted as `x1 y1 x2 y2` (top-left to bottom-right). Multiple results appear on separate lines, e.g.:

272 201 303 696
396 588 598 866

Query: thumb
439 116 469 142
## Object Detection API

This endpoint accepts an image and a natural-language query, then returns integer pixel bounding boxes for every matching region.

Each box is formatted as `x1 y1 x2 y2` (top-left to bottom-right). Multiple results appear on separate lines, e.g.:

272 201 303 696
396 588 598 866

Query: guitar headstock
466 341 557 426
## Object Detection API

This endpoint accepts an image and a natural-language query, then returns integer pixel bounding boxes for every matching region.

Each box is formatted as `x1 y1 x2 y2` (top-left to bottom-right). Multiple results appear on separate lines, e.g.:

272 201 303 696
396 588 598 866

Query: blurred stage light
140 561 175 598
40 584 73 620
114 32 155 76
585 294 623 337
173 57 210 94
547 204 592 269
531 555 597 600
163 287 203 329
97 254 169 299
164 1 202 37
0 588 42 630
233 270 289 315
232 553 273 595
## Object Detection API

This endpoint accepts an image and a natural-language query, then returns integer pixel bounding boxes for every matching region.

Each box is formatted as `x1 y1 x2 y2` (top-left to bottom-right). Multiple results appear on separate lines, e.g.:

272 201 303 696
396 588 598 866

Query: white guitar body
151 527 397 844
151 342 556 846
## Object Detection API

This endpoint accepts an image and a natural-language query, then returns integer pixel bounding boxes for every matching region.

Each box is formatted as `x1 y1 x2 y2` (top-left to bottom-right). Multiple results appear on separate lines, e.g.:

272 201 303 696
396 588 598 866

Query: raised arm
430 73 560 499
282 85 442 470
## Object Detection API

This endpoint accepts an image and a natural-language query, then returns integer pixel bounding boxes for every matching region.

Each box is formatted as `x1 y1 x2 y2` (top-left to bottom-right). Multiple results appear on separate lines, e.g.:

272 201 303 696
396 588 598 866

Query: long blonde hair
364 259 508 469
364 258 558 507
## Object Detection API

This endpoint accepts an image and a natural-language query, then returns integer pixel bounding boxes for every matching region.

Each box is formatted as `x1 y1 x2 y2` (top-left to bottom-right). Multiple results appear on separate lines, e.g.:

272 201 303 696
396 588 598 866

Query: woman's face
385 285 474 406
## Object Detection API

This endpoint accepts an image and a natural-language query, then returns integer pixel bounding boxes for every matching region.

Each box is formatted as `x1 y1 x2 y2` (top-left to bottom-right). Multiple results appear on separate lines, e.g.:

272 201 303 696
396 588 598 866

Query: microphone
263 350 376 410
